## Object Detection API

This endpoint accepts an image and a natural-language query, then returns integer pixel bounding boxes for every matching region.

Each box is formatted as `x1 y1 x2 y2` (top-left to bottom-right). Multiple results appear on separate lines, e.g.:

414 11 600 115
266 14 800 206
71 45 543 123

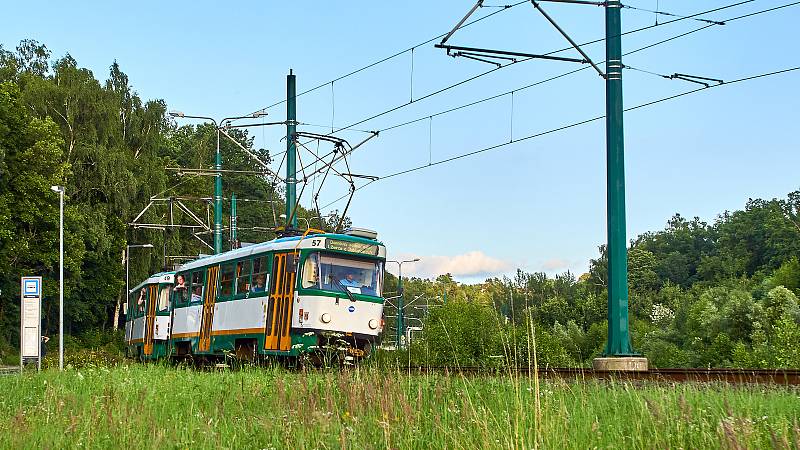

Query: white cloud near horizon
388 251 512 280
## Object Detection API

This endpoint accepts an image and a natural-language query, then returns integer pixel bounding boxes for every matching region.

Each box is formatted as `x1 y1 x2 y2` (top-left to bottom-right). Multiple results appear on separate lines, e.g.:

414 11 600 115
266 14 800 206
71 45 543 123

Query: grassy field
0 365 798 449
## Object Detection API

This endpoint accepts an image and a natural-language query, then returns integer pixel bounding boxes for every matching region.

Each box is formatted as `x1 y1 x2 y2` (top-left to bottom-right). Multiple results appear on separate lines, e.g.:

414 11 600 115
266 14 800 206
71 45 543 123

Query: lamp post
125 243 154 324
49 186 64 370
169 111 267 254
387 258 420 349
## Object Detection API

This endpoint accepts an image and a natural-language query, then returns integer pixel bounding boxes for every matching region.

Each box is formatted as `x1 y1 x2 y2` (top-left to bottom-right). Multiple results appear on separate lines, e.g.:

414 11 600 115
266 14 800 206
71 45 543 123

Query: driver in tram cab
339 271 361 288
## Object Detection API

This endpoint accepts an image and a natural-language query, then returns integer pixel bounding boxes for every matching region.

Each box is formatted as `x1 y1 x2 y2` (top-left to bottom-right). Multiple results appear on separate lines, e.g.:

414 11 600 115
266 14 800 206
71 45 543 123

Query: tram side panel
170 303 202 355
208 294 269 353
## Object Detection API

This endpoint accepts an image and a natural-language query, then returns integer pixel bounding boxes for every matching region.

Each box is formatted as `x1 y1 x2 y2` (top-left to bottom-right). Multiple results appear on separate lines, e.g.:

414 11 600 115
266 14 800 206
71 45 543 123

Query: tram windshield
302 253 383 297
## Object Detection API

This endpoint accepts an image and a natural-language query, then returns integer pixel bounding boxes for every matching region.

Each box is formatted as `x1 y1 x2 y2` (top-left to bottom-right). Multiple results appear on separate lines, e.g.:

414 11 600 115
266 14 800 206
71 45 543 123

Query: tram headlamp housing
321 313 332 324
368 319 379 330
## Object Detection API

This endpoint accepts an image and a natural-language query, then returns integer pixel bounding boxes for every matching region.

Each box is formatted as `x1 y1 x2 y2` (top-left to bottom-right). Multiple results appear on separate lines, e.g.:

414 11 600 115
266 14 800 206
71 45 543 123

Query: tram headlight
321 313 332 324
368 319 379 330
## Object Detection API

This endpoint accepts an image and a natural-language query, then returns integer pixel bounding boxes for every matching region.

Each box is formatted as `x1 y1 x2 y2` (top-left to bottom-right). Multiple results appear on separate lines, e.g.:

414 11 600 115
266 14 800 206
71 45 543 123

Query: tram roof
176 233 385 273
129 271 176 294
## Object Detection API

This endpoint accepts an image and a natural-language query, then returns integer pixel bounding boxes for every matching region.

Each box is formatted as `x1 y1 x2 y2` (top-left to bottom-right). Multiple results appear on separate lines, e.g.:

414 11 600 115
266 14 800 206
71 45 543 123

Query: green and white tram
124 229 386 362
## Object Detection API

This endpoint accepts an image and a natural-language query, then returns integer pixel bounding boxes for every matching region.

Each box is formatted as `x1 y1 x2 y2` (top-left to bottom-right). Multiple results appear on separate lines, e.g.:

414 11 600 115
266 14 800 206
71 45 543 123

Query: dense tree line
389 192 800 368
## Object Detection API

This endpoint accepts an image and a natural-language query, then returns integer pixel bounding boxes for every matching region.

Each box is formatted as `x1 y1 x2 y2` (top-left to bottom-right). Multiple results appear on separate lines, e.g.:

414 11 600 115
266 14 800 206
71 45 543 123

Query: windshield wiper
334 279 356 302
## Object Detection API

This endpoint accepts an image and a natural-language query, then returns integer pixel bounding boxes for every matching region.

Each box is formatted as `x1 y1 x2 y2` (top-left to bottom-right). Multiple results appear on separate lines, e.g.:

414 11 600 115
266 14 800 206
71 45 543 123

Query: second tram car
125 229 386 362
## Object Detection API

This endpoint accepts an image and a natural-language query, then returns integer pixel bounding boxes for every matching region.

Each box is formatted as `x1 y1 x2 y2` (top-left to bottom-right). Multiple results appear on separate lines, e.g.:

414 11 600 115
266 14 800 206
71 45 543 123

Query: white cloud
388 251 512 280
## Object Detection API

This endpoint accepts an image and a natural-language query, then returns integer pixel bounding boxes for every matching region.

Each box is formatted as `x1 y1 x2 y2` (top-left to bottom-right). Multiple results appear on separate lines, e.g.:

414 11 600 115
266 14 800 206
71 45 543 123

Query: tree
0 81 68 344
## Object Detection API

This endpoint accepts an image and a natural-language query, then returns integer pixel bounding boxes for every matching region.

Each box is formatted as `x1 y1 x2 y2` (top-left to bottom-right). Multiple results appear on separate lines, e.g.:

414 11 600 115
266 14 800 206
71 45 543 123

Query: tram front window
302 253 383 297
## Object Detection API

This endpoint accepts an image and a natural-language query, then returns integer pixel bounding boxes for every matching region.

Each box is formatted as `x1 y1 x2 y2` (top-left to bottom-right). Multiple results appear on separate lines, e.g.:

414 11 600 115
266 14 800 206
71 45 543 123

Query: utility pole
230 193 238 249
397 273 404 348
286 70 298 229
214 126 223 253
388 258 420 349
603 0 635 357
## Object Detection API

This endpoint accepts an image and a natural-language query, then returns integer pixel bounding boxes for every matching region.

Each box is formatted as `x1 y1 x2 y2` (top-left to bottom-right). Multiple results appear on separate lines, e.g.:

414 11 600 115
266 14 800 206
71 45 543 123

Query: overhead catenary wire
328 0 759 136
382 68 800 180
622 3 726 25
319 66 799 209
244 0 529 116
311 1 797 210
279 0 761 173
241 0 792 220
376 0 799 135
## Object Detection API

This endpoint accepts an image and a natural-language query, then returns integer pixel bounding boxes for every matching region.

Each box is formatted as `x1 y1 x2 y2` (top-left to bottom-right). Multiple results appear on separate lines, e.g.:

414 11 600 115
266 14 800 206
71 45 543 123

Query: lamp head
168 111 185 118
50 185 64 193
252 111 268 118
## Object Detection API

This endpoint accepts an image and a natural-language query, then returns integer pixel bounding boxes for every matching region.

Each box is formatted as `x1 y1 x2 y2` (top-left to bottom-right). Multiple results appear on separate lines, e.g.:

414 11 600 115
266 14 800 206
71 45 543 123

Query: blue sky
3 1 799 281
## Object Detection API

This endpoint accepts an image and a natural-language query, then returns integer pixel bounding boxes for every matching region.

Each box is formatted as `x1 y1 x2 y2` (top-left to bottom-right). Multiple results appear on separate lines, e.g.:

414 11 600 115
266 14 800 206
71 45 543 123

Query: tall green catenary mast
214 127 223 253
230 192 237 249
604 0 635 356
286 71 298 229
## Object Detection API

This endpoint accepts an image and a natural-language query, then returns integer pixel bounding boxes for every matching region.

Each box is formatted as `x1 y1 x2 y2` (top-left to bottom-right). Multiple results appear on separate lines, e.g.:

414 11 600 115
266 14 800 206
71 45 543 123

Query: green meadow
0 365 798 449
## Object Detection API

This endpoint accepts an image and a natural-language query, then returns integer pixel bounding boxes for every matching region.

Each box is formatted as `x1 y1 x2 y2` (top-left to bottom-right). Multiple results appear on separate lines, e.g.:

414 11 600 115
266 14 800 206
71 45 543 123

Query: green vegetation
389 198 800 369
0 365 797 449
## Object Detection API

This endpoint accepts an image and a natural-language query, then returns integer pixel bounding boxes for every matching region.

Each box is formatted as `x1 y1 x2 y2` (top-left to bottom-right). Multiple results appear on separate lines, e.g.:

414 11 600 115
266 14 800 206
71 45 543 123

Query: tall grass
0 365 798 449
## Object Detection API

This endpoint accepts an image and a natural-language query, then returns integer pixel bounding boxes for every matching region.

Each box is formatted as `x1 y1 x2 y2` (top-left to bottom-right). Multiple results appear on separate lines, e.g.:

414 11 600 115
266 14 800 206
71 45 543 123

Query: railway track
0 366 20 376
402 366 800 385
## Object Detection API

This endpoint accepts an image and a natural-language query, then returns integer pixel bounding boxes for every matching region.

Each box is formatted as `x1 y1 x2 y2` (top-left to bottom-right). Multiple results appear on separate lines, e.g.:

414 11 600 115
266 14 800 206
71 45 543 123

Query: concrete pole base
593 357 648 372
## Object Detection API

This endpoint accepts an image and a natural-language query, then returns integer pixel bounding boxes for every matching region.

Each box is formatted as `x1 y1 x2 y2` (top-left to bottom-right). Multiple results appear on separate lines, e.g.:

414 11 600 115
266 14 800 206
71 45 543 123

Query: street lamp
387 258 420 349
169 111 268 254
125 243 154 325
50 185 64 370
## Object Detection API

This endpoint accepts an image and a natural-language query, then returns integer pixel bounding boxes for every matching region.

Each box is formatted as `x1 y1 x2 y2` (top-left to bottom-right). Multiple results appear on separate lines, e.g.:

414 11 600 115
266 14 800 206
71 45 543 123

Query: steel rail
400 366 800 385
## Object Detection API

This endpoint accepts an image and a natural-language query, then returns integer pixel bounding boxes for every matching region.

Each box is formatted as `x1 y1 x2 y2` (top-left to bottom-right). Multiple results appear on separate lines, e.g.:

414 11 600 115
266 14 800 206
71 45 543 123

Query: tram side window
251 256 268 295
236 259 251 295
220 264 235 298
302 253 320 289
190 271 204 304
158 285 171 312
174 273 189 306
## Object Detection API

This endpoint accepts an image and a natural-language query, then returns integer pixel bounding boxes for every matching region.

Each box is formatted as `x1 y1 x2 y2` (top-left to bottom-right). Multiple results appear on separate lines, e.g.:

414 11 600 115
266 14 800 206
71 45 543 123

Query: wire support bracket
437 44 587 64
668 72 725 87
531 1 605 77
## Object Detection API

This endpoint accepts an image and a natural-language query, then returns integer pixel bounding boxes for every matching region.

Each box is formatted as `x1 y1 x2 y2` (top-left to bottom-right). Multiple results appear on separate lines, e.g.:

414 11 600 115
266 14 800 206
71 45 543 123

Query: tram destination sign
325 239 379 256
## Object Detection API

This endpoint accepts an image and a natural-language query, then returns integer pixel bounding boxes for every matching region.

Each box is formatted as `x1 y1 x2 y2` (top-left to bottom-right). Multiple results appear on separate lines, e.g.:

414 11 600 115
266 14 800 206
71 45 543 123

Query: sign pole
58 188 64 370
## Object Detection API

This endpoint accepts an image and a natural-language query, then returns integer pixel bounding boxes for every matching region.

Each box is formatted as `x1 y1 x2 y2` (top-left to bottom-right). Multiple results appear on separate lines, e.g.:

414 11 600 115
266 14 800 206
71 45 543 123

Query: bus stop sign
20 276 42 370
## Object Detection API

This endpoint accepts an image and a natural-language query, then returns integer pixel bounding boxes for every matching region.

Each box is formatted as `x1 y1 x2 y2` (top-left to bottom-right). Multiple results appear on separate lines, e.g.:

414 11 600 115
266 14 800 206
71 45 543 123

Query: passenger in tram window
191 285 202 303
251 274 266 292
175 274 186 290
174 274 188 303
137 288 146 313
